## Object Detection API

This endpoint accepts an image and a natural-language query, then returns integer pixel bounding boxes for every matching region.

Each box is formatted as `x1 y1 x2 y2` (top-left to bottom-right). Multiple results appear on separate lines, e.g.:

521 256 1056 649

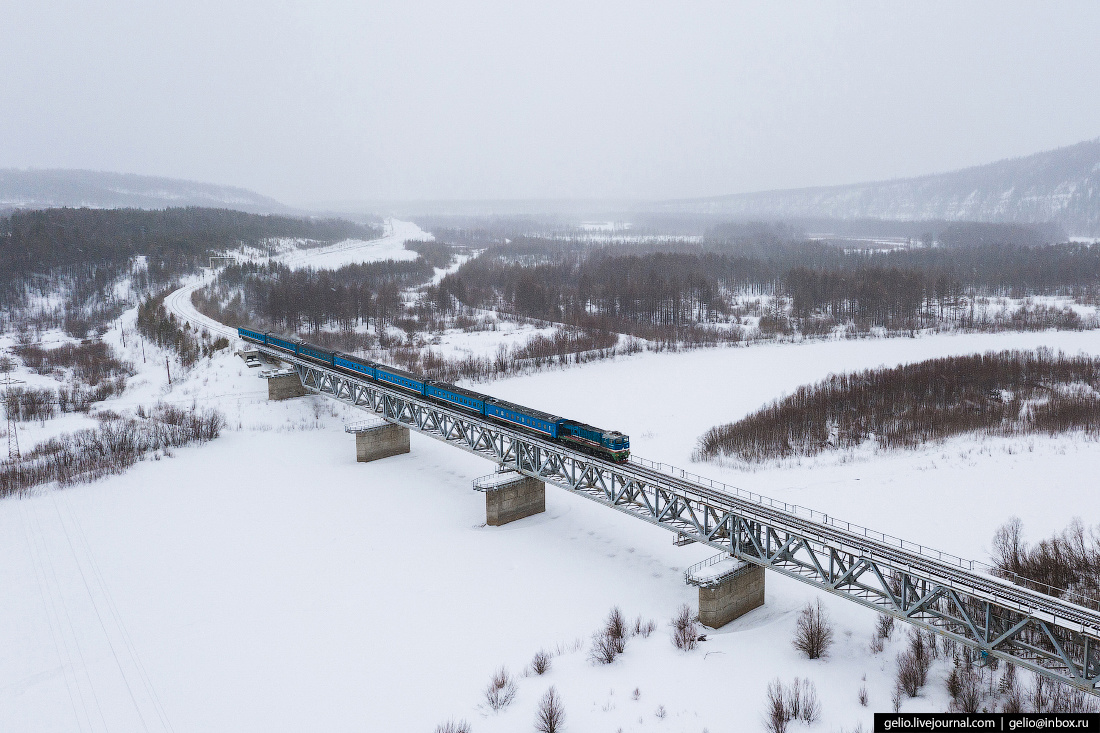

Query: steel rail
256 344 1100 693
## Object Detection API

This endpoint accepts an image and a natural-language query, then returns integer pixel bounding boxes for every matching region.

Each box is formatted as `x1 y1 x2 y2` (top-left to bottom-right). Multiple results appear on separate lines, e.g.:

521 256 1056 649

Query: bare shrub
792 599 834 659
876 614 895 640
764 677 821 731
654 704 666 719
1002 685 1024 714
483 667 517 712
605 606 626 642
764 679 789 733
799 679 820 723
633 616 657 638
858 683 868 707
869 634 885 654
589 630 622 665
896 628 932 698
891 683 902 713
671 604 698 652
953 668 983 713
908 629 931 685
534 686 565 733
897 652 923 698
434 720 472 733
0 403 225 498
784 678 801 722
530 650 551 675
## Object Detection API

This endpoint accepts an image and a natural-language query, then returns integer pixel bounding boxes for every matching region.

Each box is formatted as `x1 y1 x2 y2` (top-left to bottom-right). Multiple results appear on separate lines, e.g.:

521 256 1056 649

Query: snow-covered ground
3 320 1100 731
4 223 1100 731
271 219 427 271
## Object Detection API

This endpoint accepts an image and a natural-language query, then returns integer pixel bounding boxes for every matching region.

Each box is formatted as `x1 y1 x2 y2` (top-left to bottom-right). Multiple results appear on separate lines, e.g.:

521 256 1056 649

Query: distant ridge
658 138 1100 236
0 169 290 214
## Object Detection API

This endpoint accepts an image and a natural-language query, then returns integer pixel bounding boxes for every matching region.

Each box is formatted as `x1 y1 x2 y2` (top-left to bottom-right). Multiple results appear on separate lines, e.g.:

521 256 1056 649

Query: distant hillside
661 138 1100 236
0 169 290 214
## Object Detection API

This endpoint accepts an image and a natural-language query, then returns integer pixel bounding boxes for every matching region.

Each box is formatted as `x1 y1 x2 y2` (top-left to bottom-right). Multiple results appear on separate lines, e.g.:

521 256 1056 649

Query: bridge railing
629 455 1100 612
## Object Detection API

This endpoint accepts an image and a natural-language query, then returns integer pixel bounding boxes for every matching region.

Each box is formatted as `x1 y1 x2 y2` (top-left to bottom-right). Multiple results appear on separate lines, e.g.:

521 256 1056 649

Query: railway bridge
254 344 1100 695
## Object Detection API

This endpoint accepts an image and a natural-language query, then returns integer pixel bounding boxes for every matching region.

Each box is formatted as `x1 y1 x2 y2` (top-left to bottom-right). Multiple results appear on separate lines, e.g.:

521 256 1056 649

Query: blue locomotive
239 327 630 462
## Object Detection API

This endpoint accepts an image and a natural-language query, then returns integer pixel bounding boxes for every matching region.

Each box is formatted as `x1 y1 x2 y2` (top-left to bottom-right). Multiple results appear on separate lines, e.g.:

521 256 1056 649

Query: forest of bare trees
435 233 1100 338
0 207 380 339
992 518 1100 609
696 349 1100 463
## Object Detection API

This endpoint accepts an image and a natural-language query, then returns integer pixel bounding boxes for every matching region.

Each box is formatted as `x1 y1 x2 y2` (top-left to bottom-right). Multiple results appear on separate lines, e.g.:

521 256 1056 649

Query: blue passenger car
425 382 488 414
298 343 334 365
238 327 266 345
375 364 427 394
485 398 562 438
265 333 299 355
334 353 376 379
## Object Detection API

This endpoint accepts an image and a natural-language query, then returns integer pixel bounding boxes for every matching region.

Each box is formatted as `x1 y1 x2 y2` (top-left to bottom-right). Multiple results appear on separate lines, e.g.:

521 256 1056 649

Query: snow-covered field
272 219 426 271
3 322 1100 731
4 224 1100 731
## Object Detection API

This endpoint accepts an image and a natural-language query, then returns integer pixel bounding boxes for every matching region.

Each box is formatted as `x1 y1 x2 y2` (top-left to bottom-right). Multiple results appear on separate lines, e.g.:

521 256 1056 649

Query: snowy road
163 279 236 339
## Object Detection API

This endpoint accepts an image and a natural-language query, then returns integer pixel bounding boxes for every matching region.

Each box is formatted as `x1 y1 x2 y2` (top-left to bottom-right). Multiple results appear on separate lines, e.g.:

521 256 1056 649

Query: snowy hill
0 169 290 214
660 138 1100 236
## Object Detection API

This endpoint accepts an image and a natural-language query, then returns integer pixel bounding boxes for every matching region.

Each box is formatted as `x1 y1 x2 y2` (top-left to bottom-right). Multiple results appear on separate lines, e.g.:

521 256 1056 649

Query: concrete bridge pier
473 471 546 526
687 557 765 629
354 421 411 462
266 370 307 400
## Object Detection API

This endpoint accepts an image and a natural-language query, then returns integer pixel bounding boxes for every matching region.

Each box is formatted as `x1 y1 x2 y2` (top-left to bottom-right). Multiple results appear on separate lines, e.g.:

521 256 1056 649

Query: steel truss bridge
258 345 1100 694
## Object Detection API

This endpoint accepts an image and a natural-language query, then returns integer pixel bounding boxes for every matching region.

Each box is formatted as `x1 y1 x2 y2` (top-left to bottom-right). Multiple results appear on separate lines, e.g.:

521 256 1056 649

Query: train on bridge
238 327 631 462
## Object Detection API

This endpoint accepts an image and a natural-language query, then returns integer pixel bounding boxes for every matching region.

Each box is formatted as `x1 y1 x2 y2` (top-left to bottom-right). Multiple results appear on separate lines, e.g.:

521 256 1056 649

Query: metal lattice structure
261 345 1100 694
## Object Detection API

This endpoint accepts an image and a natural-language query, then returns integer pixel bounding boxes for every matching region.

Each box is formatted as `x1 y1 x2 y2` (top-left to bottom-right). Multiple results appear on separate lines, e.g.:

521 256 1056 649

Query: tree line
696 349 1100 463
200 253 448 334
433 235 1100 336
0 404 224 498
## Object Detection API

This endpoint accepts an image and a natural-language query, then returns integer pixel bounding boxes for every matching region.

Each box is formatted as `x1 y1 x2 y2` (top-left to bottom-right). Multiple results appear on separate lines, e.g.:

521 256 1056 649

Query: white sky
2 1 1098 205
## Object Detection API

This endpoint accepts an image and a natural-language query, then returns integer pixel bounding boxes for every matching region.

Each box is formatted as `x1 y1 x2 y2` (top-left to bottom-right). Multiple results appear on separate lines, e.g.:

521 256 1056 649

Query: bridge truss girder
276 351 1100 694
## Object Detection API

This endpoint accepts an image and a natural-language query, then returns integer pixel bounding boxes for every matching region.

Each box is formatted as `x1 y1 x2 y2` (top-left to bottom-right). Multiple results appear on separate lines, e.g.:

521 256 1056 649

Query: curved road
163 279 237 339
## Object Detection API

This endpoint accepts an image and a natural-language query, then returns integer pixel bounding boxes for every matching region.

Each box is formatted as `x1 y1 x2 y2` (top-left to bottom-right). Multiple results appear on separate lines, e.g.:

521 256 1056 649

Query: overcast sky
2 2 1099 206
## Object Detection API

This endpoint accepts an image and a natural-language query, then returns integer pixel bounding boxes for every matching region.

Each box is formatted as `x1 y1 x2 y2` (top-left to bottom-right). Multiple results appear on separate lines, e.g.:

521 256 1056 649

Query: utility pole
0 357 23 461
165 357 172 385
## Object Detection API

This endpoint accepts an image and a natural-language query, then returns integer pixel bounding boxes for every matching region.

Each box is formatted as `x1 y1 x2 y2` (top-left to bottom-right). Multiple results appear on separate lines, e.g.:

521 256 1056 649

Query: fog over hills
658 138 1100 236
0 169 290 214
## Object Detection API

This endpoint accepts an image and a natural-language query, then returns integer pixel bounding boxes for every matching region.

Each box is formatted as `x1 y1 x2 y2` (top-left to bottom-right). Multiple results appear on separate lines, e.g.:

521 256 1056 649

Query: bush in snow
483 667 517 712
764 679 789 733
605 606 626 642
434 720 471 733
534 686 565 733
589 630 624 665
896 628 932 698
876 614 895 641
633 616 657 638
529 650 551 676
792 599 834 659
671 604 699 652
764 677 821 733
